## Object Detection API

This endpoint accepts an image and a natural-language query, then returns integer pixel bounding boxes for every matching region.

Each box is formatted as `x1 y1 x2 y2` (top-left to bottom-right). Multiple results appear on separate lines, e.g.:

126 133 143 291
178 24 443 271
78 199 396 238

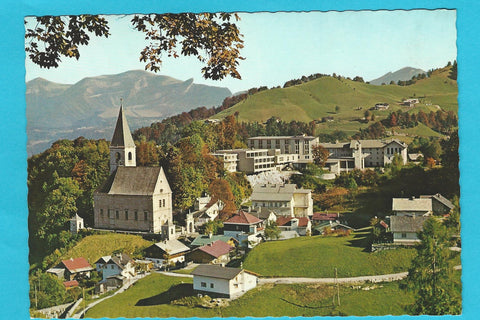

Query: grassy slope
58 234 152 265
213 67 457 129
243 229 416 277
86 273 416 318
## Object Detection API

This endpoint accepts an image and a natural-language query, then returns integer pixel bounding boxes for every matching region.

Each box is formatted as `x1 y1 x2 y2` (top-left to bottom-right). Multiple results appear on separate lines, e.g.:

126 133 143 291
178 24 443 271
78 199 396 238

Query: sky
25 9 457 94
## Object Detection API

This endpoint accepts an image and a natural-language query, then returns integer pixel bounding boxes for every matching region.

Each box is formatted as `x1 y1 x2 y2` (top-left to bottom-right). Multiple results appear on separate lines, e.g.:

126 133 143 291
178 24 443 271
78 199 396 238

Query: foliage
312 144 329 167
29 272 69 309
407 219 461 315
317 130 350 143
314 187 349 210
289 164 326 193
26 13 244 80
208 178 237 216
264 220 281 240
441 130 459 169
335 172 358 189
203 220 224 235
225 172 252 207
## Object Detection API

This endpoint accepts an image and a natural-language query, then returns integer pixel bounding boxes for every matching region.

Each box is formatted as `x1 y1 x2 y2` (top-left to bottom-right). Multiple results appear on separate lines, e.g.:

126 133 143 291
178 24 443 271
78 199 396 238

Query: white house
94 253 136 281
191 265 258 299
144 239 190 269
392 197 433 217
390 215 429 245
251 183 313 217
275 216 311 236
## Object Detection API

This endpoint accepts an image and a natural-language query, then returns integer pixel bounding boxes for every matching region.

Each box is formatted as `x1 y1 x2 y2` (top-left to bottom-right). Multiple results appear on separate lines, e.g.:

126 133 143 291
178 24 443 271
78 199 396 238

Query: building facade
247 135 319 164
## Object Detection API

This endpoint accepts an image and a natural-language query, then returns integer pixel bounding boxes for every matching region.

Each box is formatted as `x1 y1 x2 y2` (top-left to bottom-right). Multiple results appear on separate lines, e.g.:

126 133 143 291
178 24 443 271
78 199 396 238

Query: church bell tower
110 102 136 173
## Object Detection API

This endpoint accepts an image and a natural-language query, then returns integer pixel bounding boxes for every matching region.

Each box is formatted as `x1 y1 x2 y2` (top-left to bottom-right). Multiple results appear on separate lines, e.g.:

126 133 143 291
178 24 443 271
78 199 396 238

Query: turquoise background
1 0 478 319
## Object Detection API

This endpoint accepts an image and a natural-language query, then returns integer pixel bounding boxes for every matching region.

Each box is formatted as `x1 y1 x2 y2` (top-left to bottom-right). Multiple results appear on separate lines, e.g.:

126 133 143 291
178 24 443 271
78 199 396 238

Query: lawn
86 273 416 318
243 229 416 277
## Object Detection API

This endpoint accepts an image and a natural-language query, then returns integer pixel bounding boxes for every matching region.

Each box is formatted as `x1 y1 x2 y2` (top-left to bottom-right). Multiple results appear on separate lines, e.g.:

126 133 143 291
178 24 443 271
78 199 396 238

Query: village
31 104 459 318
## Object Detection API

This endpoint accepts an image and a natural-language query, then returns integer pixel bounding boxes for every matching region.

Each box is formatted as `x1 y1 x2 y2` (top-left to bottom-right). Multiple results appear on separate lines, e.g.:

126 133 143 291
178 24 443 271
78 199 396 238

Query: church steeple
110 102 136 173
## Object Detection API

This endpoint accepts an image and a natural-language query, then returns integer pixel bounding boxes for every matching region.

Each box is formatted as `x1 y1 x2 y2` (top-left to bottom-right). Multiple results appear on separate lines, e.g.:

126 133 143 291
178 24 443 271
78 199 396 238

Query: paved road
258 272 409 285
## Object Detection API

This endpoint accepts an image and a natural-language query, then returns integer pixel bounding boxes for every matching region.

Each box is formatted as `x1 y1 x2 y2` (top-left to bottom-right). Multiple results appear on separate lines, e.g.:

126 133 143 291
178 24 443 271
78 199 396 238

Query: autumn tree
407 218 461 315
312 144 329 167
208 178 237 219
26 13 244 80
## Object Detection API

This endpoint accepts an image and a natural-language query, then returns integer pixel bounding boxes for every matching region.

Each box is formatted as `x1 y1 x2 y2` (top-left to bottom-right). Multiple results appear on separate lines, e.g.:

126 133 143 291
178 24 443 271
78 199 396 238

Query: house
408 153 423 163
192 265 258 299
93 105 173 234
251 207 277 223
312 212 340 223
47 257 94 281
419 193 454 216
190 234 238 248
275 216 311 236
70 213 84 235
392 197 433 216
247 135 319 164
192 196 222 227
250 183 313 217
144 239 190 269
390 215 429 245
223 211 264 248
374 103 390 110
402 98 419 107
63 280 79 289
320 139 408 174
94 253 136 281
188 240 234 264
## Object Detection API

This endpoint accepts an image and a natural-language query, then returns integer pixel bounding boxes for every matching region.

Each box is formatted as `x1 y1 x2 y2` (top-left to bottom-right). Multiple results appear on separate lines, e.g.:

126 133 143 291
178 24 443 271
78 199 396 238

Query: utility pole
334 267 340 306
34 283 37 309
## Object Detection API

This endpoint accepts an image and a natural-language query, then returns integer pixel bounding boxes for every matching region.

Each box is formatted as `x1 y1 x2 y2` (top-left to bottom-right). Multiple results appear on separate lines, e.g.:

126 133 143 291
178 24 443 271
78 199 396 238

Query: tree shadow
280 298 333 309
346 231 371 252
135 283 194 306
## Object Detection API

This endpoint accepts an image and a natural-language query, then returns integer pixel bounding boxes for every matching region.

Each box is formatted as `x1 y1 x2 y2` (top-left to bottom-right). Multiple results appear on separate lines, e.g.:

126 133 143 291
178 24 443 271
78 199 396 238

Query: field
243 229 416 277
57 233 153 265
85 273 416 317
212 67 457 133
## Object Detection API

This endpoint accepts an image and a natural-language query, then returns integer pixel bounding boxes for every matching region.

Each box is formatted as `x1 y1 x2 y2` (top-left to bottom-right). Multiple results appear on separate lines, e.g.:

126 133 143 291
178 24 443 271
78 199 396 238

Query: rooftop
61 257 93 273
196 240 234 258
392 198 432 212
390 216 429 233
191 264 243 280
276 216 310 227
224 211 263 225
151 239 190 255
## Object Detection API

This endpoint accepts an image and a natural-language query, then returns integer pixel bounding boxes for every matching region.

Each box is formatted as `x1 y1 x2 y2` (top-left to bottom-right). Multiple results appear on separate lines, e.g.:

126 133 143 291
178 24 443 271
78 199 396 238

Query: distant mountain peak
369 67 426 85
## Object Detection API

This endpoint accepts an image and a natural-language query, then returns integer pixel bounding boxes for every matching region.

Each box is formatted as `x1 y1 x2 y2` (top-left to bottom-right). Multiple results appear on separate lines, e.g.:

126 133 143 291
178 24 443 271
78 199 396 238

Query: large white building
320 139 408 174
251 183 313 217
248 135 319 164
93 105 173 233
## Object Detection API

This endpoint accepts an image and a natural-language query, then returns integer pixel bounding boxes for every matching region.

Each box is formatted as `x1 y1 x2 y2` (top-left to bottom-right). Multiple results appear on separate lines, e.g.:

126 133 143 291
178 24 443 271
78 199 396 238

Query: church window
100 209 103 216
115 211 119 219
163 199 166 207
159 200 162 208
134 211 138 221
125 210 128 220
128 152 132 161
144 211 148 221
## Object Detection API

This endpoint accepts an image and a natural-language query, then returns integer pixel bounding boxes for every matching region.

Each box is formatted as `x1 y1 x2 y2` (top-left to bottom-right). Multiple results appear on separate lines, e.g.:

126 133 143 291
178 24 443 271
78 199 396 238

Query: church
93 105 174 234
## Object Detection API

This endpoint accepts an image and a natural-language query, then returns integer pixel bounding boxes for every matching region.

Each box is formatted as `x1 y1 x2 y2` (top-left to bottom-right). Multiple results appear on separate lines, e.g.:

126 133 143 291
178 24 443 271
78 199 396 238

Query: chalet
192 195 222 227
402 98 419 107
93 105 173 234
390 215 429 245
374 103 390 110
94 253 136 281
275 216 312 236
144 239 190 269
192 265 258 299
250 183 313 217
223 211 264 248
312 212 340 223
392 197 432 217
47 257 94 281
420 193 454 216
188 240 234 264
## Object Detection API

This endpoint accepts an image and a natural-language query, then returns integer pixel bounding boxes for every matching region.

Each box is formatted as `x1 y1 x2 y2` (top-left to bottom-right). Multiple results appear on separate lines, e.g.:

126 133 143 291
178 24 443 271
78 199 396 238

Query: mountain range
26 70 232 155
369 67 426 85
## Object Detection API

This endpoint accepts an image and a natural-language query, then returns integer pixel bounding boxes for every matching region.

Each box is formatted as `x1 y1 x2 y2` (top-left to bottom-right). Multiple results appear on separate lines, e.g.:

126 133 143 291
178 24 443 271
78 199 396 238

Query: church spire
109 101 136 173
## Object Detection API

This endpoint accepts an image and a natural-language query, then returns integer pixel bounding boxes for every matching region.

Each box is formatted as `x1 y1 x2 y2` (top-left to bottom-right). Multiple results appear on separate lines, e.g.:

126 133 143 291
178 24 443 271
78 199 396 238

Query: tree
312 144 329 167
264 220 281 240
335 105 340 113
26 13 244 80
29 272 68 309
204 220 223 235
407 218 461 315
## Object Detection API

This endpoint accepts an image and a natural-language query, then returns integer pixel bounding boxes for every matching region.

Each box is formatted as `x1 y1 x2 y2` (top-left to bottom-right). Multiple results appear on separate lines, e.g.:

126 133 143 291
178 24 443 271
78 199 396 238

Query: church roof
96 166 170 195
111 105 135 148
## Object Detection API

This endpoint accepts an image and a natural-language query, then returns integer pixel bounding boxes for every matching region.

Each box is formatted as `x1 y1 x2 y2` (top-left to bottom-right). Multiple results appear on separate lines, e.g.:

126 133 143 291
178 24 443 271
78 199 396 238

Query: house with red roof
223 211 264 248
276 216 312 236
47 257 94 281
312 212 340 223
188 240 234 264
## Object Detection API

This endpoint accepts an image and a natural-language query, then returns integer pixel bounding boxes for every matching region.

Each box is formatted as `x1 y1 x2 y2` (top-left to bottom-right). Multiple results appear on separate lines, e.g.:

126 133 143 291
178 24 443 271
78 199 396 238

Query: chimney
208 232 213 239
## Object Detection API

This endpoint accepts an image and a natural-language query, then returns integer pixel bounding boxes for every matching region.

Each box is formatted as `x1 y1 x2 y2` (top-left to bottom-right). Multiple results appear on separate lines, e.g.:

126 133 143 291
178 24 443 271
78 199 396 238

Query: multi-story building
215 149 275 174
94 105 173 233
211 152 238 172
250 183 313 217
248 135 319 164
320 139 408 174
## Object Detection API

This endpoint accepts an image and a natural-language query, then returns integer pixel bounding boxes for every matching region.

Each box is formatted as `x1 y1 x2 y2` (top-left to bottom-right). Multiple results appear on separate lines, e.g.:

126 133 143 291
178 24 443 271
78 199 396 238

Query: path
258 272 408 285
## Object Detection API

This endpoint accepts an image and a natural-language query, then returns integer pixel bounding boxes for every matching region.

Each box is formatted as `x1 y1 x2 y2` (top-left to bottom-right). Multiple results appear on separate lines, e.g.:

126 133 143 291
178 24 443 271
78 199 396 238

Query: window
111 265 114 269
401 233 407 238
201 282 207 288
144 211 148 221
115 210 119 219
125 210 128 220
134 211 138 221
163 199 166 207
100 209 103 216
128 152 132 161
159 200 162 208
210 283 214 288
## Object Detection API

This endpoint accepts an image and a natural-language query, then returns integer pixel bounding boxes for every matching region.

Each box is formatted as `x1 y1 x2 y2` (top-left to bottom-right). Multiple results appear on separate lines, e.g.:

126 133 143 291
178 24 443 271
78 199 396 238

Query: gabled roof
63 280 79 288
61 257 93 273
224 211 262 225
150 239 190 255
276 216 310 227
390 216 429 233
111 105 135 148
96 166 170 195
420 194 454 210
196 240 233 258
94 256 111 265
312 212 339 221
251 183 302 202
192 264 243 280
191 235 236 247
392 198 432 212
107 253 133 269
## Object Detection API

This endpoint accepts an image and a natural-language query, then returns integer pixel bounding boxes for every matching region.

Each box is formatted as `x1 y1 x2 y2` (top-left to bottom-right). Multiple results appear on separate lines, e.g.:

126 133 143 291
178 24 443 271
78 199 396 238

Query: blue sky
25 9 456 94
